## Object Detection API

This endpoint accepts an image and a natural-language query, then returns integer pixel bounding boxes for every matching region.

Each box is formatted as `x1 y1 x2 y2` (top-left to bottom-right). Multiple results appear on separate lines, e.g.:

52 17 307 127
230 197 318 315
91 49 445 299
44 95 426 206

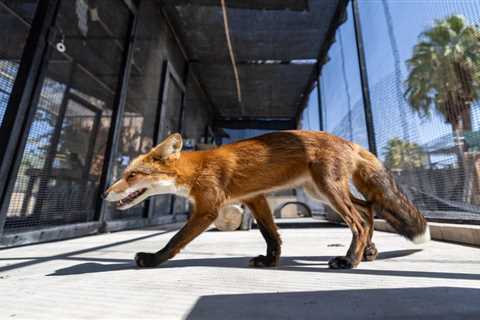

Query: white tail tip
412 225 430 244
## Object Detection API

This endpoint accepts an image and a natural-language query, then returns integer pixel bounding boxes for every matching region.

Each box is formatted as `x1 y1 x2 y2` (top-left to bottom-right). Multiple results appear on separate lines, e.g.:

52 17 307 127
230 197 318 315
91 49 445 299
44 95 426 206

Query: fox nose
101 191 109 199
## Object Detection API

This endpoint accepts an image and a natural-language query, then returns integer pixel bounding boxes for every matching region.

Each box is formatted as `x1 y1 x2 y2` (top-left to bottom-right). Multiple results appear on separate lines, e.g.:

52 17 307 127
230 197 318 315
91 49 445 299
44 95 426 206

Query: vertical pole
352 0 377 155
95 7 139 223
0 0 61 235
316 64 324 131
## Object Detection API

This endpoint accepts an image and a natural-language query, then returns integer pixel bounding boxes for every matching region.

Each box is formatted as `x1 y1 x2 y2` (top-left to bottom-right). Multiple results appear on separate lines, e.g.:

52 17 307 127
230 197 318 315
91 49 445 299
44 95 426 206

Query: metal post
0 0 61 235
352 0 377 155
95 8 140 223
316 65 324 131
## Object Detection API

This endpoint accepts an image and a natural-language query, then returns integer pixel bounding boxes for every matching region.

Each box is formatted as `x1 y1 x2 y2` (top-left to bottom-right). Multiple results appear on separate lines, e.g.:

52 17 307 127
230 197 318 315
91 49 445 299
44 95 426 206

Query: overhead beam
161 0 308 11
214 118 296 130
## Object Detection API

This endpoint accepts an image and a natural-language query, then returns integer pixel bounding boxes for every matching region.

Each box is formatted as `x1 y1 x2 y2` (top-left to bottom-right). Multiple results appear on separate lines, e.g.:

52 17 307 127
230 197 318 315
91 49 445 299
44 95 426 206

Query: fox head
103 133 188 210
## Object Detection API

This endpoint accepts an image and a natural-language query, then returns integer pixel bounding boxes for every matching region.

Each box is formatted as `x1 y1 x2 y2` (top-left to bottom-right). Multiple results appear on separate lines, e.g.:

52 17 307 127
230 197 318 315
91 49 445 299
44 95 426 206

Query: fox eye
128 172 137 179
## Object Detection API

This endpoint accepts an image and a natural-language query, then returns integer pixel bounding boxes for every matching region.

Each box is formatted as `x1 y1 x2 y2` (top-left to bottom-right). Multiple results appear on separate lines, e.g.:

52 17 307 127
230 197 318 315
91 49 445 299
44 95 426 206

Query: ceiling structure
162 0 348 130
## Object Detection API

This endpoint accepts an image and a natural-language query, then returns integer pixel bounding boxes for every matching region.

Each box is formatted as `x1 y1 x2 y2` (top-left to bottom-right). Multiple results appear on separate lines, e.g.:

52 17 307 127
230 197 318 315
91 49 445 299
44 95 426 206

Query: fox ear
151 133 183 160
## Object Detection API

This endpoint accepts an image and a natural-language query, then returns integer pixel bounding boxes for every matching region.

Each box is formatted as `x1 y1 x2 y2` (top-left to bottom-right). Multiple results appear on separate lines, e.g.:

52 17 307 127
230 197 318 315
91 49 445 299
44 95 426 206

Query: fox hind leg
243 195 281 267
351 196 378 261
305 184 378 262
310 164 369 269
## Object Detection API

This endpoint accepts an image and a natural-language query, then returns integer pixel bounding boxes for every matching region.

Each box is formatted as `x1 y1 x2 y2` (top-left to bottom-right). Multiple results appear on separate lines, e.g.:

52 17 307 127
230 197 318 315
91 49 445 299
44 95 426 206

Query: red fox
103 131 429 269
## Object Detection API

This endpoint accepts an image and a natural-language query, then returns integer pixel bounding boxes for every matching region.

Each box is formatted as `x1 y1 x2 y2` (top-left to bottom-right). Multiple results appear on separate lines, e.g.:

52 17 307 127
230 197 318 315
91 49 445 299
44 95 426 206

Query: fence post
316 65 324 131
352 0 377 155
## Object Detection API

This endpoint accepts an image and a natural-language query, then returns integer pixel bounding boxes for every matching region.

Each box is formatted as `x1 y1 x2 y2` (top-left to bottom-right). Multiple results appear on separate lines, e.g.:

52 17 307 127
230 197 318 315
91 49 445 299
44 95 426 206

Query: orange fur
104 131 428 269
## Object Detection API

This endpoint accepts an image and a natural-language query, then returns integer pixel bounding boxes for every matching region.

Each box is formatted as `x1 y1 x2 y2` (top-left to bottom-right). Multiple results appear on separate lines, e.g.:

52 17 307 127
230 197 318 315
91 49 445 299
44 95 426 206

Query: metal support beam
316 66 324 131
352 0 377 155
0 0 61 235
214 118 297 130
95 8 140 223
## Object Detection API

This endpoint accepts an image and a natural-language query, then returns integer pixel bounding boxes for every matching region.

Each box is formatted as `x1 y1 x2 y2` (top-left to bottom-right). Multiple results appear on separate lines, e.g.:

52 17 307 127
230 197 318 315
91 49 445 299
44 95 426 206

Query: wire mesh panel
320 2 368 149
301 84 320 131
107 1 168 220
351 0 480 222
4 0 131 231
0 1 38 124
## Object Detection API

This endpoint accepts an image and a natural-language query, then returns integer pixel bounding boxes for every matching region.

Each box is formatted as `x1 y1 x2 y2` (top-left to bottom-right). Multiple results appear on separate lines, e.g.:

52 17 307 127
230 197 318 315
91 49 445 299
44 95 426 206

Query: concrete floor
0 223 479 320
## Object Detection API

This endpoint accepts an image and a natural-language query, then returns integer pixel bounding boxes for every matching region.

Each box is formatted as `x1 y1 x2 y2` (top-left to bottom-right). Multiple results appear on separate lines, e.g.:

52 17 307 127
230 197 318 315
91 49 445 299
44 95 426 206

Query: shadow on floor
0 228 178 273
185 287 480 320
47 249 480 281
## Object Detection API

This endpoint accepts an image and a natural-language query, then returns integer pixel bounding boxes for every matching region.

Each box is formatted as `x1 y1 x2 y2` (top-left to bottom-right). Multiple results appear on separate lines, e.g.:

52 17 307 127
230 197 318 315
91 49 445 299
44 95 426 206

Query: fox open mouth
116 188 147 208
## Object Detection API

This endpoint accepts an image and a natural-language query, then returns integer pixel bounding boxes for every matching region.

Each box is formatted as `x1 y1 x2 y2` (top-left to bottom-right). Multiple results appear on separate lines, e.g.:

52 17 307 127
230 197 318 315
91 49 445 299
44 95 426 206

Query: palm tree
405 15 480 201
383 137 426 171
405 15 480 135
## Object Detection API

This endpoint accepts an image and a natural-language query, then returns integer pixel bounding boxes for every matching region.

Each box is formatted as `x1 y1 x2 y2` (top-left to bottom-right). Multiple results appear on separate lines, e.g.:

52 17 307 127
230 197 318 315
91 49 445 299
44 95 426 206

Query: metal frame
0 0 62 235
0 0 140 239
95 4 140 223
316 65 324 132
352 0 377 155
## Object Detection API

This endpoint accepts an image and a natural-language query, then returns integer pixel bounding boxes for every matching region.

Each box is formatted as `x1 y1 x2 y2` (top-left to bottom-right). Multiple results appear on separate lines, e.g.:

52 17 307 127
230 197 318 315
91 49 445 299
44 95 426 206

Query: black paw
363 243 378 262
249 255 278 268
328 256 357 269
135 252 159 268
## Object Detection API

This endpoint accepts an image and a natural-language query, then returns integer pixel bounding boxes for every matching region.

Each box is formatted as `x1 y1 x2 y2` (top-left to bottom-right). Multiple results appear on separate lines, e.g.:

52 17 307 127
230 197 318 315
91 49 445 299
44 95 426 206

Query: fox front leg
244 195 282 267
135 209 217 268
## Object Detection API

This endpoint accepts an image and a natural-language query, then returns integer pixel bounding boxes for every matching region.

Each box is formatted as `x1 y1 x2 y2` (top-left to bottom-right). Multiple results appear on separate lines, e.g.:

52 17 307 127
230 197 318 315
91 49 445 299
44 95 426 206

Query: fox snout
103 179 130 202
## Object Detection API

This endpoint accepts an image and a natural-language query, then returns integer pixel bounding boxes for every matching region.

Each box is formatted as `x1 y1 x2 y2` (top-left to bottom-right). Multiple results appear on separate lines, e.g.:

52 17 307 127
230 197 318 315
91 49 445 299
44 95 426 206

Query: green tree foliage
383 137 426 170
405 15 480 132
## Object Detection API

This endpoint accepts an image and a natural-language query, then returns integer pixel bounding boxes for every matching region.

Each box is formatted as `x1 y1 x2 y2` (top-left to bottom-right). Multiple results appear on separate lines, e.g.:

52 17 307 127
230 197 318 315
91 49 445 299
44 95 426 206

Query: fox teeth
116 188 147 208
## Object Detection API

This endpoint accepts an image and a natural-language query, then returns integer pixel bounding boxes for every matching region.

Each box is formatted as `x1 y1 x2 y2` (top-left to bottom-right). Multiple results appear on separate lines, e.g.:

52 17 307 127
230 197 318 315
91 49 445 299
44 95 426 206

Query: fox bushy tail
355 153 430 244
